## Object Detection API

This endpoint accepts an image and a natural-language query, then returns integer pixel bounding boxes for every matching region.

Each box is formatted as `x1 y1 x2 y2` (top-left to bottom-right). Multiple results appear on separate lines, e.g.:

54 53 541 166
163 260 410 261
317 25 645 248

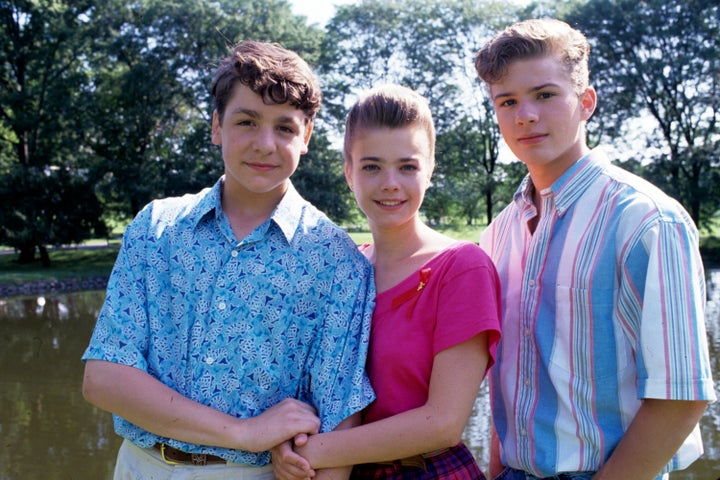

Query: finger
272 459 314 480
273 464 310 480
284 397 318 415
294 433 308 447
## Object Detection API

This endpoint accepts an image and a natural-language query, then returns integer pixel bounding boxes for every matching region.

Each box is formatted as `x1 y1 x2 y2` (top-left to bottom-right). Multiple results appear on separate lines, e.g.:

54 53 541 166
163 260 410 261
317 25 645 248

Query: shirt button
528 279 535 287
524 328 531 337
520 428 527 436
524 379 531 386
231 250 238 258
205 357 215 365
218 302 226 310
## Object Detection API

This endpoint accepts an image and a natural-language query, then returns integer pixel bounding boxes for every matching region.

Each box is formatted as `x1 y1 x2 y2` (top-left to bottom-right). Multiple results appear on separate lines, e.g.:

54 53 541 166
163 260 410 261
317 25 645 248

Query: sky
287 0 358 27
287 0 530 27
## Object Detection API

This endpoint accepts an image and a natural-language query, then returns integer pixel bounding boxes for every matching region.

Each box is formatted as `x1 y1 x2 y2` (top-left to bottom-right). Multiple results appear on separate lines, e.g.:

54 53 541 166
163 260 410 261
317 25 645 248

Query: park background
1 0 719 267
1 0 719 478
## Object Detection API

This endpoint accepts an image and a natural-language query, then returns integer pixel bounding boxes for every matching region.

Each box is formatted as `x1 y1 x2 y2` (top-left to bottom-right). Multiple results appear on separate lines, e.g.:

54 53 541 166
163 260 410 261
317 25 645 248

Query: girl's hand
272 437 316 480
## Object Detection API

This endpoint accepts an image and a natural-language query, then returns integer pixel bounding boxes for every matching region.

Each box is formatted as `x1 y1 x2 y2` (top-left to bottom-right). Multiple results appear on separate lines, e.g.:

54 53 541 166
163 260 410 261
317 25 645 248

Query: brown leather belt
375 448 450 470
154 443 226 466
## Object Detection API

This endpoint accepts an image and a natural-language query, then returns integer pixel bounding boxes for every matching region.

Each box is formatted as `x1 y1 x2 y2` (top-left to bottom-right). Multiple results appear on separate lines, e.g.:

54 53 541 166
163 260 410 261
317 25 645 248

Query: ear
301 122 314 155
344 160 354 191
580 86 597 121
211 110 222 145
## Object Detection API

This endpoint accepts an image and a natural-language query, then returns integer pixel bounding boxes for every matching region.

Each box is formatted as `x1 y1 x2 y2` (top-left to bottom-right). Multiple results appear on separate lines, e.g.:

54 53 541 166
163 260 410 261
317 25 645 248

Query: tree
0 0 106 264
567 0 720 229
83 0 332 219
292 131 355 222
319 0 519 225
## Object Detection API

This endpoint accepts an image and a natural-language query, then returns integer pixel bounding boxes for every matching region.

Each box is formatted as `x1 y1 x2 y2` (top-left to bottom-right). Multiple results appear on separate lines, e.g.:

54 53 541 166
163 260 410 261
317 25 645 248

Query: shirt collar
188 177 304 244
513 147 609 215
271 182 305 243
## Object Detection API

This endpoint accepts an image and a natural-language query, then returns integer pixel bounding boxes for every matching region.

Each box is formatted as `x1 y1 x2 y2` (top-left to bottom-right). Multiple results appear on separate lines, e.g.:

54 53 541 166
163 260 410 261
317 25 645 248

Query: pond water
1 271 718 479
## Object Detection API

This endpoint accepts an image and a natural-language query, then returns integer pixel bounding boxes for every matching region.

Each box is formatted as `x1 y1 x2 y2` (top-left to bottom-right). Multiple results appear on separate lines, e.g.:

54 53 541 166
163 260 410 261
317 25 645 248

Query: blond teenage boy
475 18 715 480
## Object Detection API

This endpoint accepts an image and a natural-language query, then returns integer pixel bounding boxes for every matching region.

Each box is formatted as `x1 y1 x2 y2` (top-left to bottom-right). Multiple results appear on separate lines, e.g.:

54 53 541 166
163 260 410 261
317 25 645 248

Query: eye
538 91 555 100
498 98 516 108
400 164 419 172
361 164 380 172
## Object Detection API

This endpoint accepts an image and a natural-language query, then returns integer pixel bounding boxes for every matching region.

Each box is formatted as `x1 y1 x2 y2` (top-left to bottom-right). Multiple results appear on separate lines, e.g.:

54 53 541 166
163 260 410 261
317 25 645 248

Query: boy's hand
272 438 316 480
246 398 320 452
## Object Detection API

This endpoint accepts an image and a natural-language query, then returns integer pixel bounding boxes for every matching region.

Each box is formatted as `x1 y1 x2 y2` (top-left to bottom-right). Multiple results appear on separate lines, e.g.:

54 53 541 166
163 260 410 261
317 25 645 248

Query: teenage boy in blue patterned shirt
475 18 715 480
82 40 375 480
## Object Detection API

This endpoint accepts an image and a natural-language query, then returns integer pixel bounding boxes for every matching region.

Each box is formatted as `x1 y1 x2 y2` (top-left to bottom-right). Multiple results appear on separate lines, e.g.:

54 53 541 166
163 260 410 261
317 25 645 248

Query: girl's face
345 125 433 232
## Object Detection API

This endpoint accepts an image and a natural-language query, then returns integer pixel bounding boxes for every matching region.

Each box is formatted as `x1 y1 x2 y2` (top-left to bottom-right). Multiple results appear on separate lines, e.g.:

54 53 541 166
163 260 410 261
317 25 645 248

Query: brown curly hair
211 40 322 123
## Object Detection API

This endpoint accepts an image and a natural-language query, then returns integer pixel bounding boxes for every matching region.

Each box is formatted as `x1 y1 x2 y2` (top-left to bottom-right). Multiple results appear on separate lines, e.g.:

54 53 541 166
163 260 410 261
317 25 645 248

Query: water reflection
0 272 718 479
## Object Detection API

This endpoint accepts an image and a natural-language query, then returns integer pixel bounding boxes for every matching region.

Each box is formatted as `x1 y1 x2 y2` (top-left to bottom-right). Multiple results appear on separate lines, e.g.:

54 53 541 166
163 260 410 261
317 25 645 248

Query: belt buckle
159 443 210 466
159 443 181 466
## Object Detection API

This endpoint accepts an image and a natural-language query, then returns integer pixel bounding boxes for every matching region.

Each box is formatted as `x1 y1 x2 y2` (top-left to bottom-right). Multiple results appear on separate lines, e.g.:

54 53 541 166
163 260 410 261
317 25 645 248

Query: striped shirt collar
513 147 609 216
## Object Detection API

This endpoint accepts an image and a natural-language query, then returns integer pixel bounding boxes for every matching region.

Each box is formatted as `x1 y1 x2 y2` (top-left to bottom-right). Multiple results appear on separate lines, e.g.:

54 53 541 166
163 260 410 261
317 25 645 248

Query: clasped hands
272 433 316 480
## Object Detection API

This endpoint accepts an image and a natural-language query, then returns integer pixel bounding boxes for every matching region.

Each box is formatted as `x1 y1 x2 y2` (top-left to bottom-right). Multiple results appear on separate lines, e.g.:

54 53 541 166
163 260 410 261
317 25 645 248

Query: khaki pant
113 439 275 480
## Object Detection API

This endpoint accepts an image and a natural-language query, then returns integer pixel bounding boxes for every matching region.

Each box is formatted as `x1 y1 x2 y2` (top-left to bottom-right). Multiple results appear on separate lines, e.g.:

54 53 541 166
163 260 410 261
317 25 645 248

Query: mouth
517 133 547 145
375 200 405 208
245 162 277 172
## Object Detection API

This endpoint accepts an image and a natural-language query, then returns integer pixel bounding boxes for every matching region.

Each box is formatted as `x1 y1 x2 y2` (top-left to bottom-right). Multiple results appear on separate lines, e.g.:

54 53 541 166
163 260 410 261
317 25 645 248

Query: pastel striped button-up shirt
480 148 715 478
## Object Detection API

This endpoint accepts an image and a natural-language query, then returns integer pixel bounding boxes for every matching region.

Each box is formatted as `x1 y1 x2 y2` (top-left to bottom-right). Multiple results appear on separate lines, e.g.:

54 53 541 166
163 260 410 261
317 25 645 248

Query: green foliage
0 165 107 259
566 0 720 230
320 0 521 225
292 129 355 222
1 0 720 261
0 0 107 263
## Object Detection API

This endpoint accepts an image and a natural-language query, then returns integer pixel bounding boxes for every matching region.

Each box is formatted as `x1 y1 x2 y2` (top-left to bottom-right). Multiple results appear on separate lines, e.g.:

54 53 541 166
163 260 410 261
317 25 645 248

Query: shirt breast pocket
548 285 631 382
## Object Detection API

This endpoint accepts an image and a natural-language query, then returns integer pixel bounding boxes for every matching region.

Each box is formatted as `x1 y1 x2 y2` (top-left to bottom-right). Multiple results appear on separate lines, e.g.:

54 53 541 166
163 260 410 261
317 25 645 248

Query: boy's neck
526 144 590 192
220 180 287 241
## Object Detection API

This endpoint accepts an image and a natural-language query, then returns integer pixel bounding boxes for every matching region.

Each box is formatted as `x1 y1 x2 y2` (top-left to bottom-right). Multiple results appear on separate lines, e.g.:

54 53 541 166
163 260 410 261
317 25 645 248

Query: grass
347 223 486 245
1 225 718 285
0 244 120 283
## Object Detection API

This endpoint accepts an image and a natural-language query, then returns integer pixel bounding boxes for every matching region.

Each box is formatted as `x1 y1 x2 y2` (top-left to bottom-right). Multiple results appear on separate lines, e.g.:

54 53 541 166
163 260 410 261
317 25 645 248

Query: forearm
592 399 707 480
83 360 258 448
301 336 488 469
82 360 319 452
300 404 463 469
313 416 360 480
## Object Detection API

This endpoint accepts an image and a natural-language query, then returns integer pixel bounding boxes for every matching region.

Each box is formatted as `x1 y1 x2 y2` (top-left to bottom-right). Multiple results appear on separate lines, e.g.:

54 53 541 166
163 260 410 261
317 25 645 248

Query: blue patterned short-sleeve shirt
82 178 376 466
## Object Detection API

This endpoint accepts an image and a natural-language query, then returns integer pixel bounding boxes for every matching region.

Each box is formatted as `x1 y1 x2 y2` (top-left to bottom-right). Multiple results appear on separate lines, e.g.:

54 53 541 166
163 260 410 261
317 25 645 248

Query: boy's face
489 55 596 189
212 84 312 200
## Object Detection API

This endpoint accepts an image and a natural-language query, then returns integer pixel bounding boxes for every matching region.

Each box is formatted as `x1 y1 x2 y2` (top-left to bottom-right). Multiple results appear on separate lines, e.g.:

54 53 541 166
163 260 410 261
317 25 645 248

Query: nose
515 101 538 125
253 127 277 154
381 170 400 191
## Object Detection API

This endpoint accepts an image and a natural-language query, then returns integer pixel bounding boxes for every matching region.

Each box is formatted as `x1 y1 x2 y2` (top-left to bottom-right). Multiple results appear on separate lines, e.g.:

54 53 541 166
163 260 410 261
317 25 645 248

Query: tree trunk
39 245 51 267
485 189 494 224
17 244 36 264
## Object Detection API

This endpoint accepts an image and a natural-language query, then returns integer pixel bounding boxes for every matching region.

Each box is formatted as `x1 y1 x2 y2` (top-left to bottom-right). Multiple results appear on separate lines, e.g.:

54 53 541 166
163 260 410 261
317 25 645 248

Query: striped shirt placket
517 191 556 472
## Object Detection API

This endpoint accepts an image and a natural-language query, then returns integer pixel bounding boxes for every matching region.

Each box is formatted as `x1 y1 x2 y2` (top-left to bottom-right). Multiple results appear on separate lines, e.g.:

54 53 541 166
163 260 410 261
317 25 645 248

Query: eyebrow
492 82 560 101
358 156 419 164
227 107 301 125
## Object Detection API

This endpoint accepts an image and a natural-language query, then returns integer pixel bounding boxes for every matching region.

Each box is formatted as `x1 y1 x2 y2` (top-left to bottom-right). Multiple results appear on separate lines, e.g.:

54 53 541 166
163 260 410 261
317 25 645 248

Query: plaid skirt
350 443 486 480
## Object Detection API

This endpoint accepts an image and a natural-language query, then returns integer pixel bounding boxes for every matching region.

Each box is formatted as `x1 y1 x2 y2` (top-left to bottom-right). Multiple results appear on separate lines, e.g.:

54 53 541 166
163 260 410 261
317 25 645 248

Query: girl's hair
474 18 590 94
211 40 321 123
343 84 436 164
